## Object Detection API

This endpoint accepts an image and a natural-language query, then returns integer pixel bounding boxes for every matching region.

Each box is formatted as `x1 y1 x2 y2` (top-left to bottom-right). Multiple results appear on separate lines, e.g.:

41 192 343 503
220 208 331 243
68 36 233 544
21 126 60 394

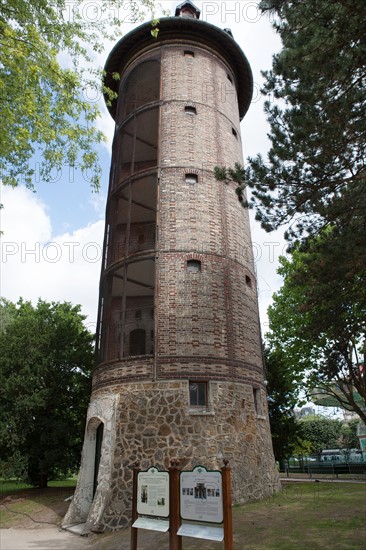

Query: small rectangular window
227 73 233 84
184 50 195 58
185 106 197 115
232 127 238 138
245 275 252 288
185 173 198 184
189 382 207 407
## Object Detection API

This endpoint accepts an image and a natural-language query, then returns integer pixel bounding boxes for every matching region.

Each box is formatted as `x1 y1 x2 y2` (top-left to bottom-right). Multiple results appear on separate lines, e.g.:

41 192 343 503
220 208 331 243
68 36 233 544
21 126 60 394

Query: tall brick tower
64 1 280 533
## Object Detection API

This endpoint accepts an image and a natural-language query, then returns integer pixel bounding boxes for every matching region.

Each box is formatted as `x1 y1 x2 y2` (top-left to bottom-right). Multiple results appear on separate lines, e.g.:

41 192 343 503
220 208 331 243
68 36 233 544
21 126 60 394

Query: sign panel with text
180 465 223 523
137 467 169 518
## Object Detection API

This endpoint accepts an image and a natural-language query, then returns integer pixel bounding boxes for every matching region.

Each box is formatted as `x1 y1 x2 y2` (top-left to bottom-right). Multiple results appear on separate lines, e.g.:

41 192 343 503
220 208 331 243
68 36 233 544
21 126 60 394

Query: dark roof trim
175 1 201 17
103 17 253 121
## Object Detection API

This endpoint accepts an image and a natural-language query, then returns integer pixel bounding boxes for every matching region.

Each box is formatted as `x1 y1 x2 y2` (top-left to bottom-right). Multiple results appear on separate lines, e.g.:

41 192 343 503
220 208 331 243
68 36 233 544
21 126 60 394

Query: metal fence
282 455 366 478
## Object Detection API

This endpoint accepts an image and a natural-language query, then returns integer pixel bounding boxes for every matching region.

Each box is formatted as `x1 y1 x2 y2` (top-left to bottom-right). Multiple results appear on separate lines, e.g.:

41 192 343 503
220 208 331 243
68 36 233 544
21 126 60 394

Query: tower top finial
175 1 201 19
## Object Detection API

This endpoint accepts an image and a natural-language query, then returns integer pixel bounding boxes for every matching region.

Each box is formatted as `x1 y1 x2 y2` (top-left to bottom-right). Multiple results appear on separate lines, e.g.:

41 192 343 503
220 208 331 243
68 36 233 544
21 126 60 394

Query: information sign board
180 466 223 523
137 467 169 518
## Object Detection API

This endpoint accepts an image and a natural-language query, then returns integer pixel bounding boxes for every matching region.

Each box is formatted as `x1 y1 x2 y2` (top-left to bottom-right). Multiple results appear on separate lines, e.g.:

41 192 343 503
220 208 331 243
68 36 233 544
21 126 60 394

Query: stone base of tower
63 380 280 533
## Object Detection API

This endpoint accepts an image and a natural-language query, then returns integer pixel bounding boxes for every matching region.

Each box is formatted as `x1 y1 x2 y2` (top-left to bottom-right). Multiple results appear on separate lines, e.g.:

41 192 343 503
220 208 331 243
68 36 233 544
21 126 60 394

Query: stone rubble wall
89 380 280 531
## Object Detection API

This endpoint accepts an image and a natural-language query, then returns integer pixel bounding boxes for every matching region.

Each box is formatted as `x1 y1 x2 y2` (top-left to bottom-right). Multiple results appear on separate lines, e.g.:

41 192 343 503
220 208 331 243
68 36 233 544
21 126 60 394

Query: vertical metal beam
169 459 182 550
130 461 141 550
222 459 234 550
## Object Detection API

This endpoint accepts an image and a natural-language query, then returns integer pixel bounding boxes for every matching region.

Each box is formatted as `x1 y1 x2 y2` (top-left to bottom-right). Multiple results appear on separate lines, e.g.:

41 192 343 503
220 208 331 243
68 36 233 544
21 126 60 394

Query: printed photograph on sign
141 485 148 503
180 466 223 524
137 467 169 518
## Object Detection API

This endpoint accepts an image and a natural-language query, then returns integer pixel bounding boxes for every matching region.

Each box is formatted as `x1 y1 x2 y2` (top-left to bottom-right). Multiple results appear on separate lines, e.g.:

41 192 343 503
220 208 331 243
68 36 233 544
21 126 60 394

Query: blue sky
1 1 286 331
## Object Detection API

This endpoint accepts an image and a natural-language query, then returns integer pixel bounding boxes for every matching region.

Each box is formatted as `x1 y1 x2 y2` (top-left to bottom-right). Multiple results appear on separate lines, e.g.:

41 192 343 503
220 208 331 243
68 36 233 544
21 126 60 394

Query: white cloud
250 215 286 334
1 185 104 325
1 3 285 337
1 186 52 243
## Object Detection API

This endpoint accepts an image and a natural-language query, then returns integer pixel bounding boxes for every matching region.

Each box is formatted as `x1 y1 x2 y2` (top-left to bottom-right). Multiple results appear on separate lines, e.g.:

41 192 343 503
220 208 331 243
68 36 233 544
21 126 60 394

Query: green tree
340 419 359 451
0 0 157 189
260 346 310 465
265 347 303 463
216 0 366 243
0 298 94 487
297 415 343 455
267 239 366 424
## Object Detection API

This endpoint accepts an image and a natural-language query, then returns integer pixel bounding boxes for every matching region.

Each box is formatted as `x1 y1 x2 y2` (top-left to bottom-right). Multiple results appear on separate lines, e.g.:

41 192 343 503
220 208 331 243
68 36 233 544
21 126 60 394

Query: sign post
169 459 182 550
221 459 234 550
130 461 141 550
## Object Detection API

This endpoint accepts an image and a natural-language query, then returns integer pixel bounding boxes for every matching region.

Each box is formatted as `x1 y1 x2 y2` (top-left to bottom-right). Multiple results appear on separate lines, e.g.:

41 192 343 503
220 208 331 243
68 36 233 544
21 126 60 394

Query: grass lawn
1 481 365 549
0 477 77 529
0 476 77 495
227 482 366 550
80 481 366 549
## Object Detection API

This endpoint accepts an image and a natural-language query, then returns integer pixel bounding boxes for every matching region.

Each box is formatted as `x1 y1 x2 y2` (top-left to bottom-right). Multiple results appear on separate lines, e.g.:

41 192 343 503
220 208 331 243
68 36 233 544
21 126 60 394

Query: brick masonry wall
156 40 263 378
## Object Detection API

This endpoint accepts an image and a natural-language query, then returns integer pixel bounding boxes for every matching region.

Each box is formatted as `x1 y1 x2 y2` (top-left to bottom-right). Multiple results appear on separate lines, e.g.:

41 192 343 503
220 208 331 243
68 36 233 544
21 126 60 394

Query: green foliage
0 0 157 190
297 415 343 455
267 237 366 424
150 18 160 38
216 1 365 247
0 298 94 487
246 0 365 242
340 419 359 451
265 347 303 461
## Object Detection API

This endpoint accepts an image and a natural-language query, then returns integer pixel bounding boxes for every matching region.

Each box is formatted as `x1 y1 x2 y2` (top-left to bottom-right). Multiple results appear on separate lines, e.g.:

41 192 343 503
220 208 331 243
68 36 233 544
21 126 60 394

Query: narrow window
232 127 238 138
135 310 142 320
187 260 201 273
185 173 198 184
184 50 195 58
189 382 207 407
185 105 197 115
227 73 233 84
93 422 104 497
245 275 252 288
253 388 262 415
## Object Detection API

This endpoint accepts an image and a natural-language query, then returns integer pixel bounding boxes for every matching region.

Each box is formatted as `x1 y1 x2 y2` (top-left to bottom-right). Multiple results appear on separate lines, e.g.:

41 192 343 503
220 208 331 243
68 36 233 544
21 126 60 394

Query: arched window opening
187 260 201 273
185 105 197 115
118 59 160 122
